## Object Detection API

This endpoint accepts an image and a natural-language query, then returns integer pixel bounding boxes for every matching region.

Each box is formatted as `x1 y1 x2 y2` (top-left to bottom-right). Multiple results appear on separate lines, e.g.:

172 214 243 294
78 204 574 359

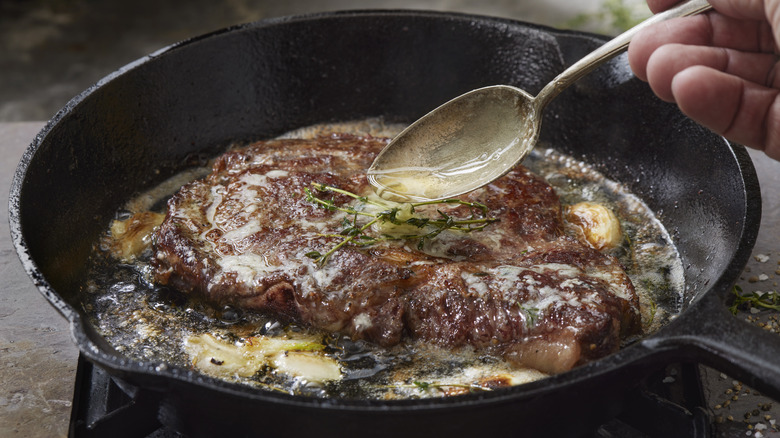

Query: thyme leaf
413 380 430 391
305 183 499 266
517 303 539 328
305 251 322 260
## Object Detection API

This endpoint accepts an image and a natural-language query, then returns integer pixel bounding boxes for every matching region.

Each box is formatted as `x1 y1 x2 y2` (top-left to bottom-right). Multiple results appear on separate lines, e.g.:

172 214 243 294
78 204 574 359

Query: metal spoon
368 0 712 202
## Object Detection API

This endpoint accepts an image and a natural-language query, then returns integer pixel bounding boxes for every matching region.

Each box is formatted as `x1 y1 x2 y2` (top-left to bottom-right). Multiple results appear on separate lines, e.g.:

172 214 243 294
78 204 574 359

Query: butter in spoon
367 0 712 202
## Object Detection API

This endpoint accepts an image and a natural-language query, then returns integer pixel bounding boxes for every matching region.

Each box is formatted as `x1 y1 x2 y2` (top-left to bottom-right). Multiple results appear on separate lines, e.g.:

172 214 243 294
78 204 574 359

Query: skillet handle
643 293 780 401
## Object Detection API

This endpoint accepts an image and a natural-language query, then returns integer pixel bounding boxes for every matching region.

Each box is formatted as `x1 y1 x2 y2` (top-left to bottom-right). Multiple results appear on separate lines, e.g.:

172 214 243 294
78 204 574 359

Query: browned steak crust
152 133 640 374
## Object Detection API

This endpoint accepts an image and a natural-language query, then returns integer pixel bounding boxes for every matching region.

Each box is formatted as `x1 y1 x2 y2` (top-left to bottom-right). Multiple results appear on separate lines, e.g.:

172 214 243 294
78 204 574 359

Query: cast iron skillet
9 10 779 437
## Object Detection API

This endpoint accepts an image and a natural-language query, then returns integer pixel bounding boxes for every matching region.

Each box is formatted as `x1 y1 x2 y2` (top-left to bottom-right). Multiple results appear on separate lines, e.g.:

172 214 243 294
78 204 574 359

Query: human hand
627 0 780 160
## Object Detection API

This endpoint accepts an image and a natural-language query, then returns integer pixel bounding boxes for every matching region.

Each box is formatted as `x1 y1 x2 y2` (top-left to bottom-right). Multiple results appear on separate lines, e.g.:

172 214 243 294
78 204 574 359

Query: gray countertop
1 122 79 438
1 121 779 437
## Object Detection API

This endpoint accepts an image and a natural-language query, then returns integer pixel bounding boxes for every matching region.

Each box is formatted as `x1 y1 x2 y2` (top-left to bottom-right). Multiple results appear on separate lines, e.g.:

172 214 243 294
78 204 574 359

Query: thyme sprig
411 380 493 393
729 285 780 315
379 380 493 394
304 182 498 266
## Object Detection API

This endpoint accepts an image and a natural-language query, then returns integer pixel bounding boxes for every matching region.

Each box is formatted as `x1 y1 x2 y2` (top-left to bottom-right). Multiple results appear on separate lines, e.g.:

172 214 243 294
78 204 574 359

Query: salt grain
755 254 770 263
758 274 769 281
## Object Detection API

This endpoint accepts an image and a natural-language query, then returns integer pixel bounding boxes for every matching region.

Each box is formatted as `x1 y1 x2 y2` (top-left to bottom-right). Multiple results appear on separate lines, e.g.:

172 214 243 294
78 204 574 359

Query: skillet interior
9 10 765 437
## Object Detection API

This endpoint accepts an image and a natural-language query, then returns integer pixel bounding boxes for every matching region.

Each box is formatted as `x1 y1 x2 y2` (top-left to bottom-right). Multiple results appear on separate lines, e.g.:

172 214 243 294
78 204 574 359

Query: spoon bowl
368 85 538 202
368 0 712 202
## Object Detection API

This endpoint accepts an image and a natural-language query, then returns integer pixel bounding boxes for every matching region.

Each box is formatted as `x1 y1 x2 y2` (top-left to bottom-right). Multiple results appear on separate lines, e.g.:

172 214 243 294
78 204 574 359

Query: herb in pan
304 182 499 266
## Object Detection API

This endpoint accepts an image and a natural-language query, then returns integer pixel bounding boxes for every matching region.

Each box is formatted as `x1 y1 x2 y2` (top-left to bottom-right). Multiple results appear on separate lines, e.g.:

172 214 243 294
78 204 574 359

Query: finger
648 0 769 21
707 0 775 22
628 13 775 81
629 17 706 81
672 65 780 159
646 0 689 14
645 43 779 101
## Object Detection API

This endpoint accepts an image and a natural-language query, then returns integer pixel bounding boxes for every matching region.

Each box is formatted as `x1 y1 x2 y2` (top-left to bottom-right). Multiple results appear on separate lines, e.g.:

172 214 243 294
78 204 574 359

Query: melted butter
239 170 289 189
214 253 272 284
368 154 511 202
460 264 601 316
368 167 454 202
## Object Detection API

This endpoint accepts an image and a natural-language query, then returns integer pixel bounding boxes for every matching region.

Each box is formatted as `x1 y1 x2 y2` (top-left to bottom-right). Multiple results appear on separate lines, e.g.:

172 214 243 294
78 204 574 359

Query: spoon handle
535 0 712 106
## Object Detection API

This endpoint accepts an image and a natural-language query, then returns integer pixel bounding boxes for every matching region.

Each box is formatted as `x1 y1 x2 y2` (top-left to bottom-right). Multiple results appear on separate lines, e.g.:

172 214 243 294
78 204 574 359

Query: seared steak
152 134 640 374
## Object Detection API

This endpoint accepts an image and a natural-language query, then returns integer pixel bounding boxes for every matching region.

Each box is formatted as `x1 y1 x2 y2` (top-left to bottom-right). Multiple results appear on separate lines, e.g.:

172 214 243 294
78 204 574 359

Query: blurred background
0 0 650 122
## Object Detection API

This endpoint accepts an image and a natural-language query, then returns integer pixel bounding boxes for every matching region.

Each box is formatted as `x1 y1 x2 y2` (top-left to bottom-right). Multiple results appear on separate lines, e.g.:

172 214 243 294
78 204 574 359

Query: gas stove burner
68 355 711 438
594 364 712 438
69 356 171 438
